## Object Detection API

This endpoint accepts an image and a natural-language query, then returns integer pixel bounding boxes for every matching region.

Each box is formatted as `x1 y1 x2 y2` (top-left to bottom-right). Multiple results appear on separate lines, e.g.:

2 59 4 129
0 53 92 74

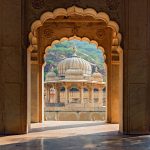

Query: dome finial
73 45 77 53
50 66 54 72
72 42 77 57
95 66 98 72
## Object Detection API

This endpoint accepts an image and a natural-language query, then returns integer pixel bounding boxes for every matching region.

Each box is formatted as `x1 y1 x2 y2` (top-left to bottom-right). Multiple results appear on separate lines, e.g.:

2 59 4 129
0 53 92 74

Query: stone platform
45 111 106 121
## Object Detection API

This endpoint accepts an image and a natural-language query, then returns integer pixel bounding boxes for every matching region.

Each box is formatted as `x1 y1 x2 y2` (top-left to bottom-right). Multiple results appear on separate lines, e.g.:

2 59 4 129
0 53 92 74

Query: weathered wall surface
24 0 124 37
0 1 27 134
0 0 150 134
123 0 150 134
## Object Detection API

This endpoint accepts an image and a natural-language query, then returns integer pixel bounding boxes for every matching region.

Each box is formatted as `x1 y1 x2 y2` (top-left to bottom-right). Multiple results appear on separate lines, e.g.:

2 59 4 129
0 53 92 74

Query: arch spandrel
28 6 122 60
36 24 114 58
28 6 123 130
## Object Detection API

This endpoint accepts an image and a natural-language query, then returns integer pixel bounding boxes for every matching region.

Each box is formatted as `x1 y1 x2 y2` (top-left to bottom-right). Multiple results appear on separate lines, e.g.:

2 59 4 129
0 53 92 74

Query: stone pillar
65 86 68 104
48 86 50 103
46 84 49 103
56 85 60 103
42 65 45 121
123 0 150 134
119 52 123 132
0 0 27 134
27 50 31 129
37 63 44 123
46 85 49 103
31 62 40 123
49 88 52 103
54 84 56 103
98 87 102 107
110 62 120 123
90 86 94 105
67 87 70 103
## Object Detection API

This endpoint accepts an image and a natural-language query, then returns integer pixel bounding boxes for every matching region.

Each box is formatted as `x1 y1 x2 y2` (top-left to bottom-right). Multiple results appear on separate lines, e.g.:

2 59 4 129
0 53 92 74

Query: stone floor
0 121 150 150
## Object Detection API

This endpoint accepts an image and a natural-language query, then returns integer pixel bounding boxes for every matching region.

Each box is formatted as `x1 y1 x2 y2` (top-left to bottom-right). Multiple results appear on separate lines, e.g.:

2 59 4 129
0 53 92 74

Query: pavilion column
53 85 56 103
47 86 50 103
67 87 70 103
56 85 60 103
47 85 50 103
65 85 68 104
80 84 84 104
90 85 94 105
49 88 51 103
31 62 40 123
98 87 103 107
92 87 94 109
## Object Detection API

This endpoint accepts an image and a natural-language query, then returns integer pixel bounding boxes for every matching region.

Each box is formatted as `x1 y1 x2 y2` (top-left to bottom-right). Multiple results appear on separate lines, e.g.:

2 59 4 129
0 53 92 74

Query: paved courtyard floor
0 121 150 150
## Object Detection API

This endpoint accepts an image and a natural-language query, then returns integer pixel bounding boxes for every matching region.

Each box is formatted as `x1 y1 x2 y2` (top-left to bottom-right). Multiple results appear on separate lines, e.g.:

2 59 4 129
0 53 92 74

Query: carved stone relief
32 0 45 9
96 29 105 40
105 0 120 11
43 28 54 38
72 25 80 35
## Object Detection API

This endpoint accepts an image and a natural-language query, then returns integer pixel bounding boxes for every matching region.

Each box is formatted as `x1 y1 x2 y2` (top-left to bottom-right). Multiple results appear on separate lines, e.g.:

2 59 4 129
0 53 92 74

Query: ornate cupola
92 67 103 82
57 45 92 77
45 67 56 81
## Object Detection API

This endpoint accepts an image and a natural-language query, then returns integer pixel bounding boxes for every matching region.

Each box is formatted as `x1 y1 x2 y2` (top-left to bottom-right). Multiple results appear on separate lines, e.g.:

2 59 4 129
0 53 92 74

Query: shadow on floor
0 131 150 150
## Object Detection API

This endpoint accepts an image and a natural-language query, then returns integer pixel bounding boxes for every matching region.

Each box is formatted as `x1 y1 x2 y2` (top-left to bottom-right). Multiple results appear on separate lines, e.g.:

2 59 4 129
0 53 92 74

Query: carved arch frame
27 6 123 130
28 6 121 53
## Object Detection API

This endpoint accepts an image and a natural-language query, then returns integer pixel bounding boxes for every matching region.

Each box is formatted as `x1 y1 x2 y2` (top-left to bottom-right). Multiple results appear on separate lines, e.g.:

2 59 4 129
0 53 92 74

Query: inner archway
27 6 123 132
44 39 107 121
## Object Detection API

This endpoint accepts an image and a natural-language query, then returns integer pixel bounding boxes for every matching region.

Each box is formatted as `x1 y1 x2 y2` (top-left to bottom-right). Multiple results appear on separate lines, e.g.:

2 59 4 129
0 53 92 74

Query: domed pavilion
44 46 106 111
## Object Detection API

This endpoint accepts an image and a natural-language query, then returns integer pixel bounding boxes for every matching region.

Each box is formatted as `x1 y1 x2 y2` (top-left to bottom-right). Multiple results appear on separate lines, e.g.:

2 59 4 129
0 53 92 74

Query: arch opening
27 6 123 132
44 39 107 121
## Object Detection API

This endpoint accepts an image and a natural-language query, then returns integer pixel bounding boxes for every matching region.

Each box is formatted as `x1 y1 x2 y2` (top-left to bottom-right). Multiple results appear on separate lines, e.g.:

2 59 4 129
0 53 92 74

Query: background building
44 46 106 120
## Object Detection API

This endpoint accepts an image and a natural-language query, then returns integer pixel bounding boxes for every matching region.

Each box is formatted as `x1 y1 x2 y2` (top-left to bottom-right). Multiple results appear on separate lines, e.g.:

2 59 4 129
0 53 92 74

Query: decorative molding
96 29 105 40
32 0 45 9
43 28 53 38
30 6 119 38
28 6 122 57
106 0 120 11
72 25 80 35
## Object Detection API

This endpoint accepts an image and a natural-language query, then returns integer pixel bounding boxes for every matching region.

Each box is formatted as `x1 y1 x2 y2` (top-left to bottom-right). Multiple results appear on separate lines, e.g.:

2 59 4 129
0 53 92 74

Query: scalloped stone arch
27 6 123 128
27 6 122 53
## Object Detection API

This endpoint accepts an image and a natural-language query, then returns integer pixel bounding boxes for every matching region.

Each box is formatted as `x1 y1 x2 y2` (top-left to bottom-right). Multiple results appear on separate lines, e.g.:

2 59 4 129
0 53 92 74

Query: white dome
92 67 103 82
46 71 56 81
92 72 103 78
57 54 92 76
92 72 103 82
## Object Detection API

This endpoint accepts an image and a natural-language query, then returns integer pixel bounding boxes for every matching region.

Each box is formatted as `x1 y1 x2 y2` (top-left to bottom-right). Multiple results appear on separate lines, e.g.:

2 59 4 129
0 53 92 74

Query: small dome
92 67 103 82
92 72 103 78
45 67 56 81
46 72 56 77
